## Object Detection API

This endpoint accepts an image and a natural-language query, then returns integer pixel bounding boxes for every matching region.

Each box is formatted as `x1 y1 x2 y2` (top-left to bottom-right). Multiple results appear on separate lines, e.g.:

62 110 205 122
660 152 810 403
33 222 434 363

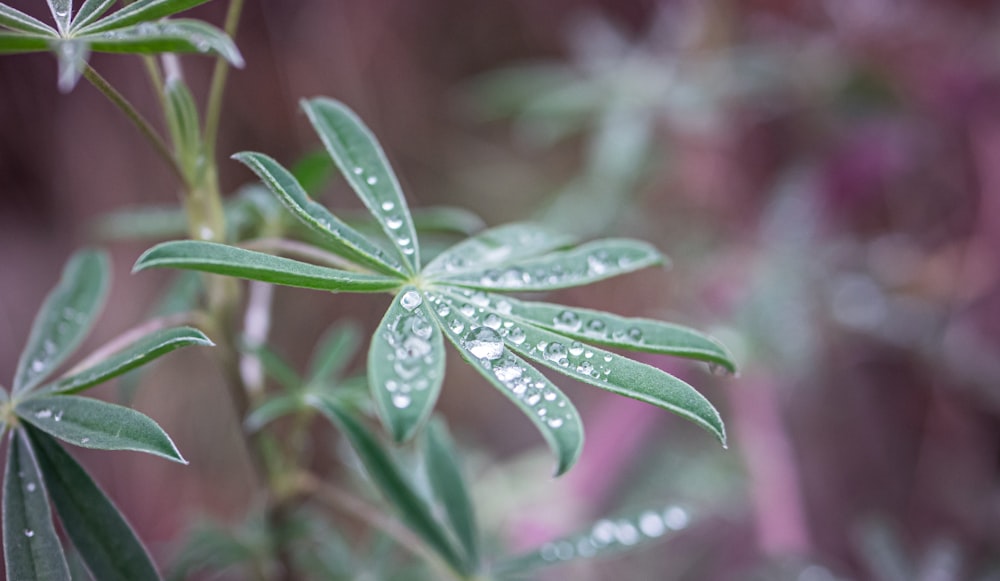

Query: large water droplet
592 520 616 545
663 506 689 530
400 290 422 311
448 319 465 334
638 511 665 537
386 217 403 230
543 342 567 363
381 201 395 211
392 394 411 408
463 327 503 360
411 317 432 339
507 327 526 345
493 357 523 382
547 417 564 428
398 336 431 359
627 327 643 341
483 313 502 330
568 342 584 356
553 310 581 332
615 521 640 545
366 176 378 185
585 319 607 336
23 529 34 538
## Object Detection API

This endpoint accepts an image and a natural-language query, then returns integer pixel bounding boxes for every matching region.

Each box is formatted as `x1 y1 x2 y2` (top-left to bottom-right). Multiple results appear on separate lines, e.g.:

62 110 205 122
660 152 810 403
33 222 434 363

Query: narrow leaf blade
427 292 584 476
301 97 420 272
0 5 57 35
440 288 726 445
424 223 575 278
26 426 161 581
422 419 480 567
46 327 213 395
16 395 186 463
441 239 664 291
80 19 243 67
77 0 213 33
133 241 402 293
46 0 71 34
232 151 405 276
14 249 110 395
71 0 115 31
3 430 71 581
368 287 444 443
0 33 51 53
306 396 469 574
498 296 736 373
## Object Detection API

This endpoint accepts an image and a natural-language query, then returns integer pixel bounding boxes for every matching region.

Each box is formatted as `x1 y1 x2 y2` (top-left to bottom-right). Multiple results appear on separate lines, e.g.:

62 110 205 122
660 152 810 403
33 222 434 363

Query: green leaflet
14 249 110 395
80 19 243 67
367 287 445 442
3 430 71 581
16 395 187 463
75 0 215 34
71 0 116 31
423 222 576 278
0 4 55 35
439 239 665 292
233 151 406 276
0 33 51 53
27 427 161 581
422 419 480 568
426 291 584 476
302 97 421 273
438 288 725 445
133 240 403 293
485 293 736 373
44 327 213 395
307 395 471 575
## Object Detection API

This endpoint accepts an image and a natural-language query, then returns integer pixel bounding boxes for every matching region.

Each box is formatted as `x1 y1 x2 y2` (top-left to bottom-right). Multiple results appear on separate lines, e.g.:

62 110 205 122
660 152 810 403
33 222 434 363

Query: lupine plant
1 1 735 579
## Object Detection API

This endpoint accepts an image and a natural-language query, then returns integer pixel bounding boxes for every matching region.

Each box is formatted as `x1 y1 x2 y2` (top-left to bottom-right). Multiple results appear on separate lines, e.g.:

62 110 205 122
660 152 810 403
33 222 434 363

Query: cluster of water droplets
538 505 691 563
350 166 415 256
25 306 88 381
462 247 640 289
550 309 643 344
378 290 437 410
426 293 575 430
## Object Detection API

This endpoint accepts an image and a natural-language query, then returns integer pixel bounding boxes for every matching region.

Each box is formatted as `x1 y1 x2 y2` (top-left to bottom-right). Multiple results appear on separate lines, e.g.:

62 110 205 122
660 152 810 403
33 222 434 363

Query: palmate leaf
423 222 576 278
306 394 471 576
426 292 584 475
16 395 186 463
437 288 725 445
44 326 213 395
302 97 421 273
133 240 403 293
368 287 445 443
26 426 160 581
14 249 110 395
3 429 71 581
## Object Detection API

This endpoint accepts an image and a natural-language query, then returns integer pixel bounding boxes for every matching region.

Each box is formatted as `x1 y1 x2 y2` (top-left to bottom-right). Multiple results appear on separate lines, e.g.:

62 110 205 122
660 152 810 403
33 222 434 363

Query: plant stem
82 65 184 182
202 0 245 162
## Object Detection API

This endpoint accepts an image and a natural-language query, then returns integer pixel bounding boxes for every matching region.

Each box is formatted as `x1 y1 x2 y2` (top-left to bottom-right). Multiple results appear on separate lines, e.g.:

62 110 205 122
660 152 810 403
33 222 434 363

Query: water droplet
584 350 594 359
397 237 412 247
34 409 52 420
402 247 415 255
352 167 364 175
494 358 523 382
496 300 512 314
585 319 607 336
398 336 431 360
23 529 34 538
603 355 613 363
639 511 665 537
627 327 643 341
592 520 616 545
392 394 411 408
400 290 422 311
460 304 476 317
553 310 582 332
615 521 640 545
30 360 44 373
381 201 395 211
366 176 378 185
543 391 557 401
663 506 689 530
470 292 490 307
463 327 504 360
507 327 526 345
385 380 399 392
53 411 63 422
547 417 564 428
386 217 403 230
483 313 502 330
568 342 584 356
448 319 465 334
43 340 56 355
25 482 36 493
612 329 627 341
525 393 541 406
80 438 90 444
411 317 433 339
540 543 558 561
576 361 594 375
543 342 567 363
199 225 215 240
436 304 451 317
708 362 731 376
555 541 574 560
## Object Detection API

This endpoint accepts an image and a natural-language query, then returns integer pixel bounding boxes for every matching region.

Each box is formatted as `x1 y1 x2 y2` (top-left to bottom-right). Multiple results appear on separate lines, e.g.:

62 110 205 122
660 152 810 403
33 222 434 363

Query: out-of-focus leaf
46 0 71 34
16 395 187 463
426 293 584 476
307 321 361 385
71 0 116 31
166 518 264 581
290 149 335 195
45 327 213 395
438 288 726 445
164 77 202 178
496 295 736 373
14 249 110 395
80 20 243 67
0 5 56 35
233 152 405 276
423 223 575 277
439 239 664 292
368 287 444 442
76 0 214 34
244 393 306 432
250 344 303 390
133 241 403 293
27 427 160 581
302 97 421 273
0 33 51 53
422 419 479 567
95 206 189 240
492 503 694 576
55 39 90 92
3 430 71 581
307 395 469 575
408 207 485 236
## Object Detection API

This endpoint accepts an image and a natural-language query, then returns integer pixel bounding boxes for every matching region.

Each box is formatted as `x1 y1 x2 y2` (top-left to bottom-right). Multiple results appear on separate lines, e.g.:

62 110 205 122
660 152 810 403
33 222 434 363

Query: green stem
202 0 245 161
82 65 184 182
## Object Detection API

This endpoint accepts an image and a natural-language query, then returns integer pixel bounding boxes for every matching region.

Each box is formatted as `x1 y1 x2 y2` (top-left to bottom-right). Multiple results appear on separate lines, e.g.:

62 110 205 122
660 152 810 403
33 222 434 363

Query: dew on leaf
381 201 395 211
400 290 422 311
508 327 526 345
569 341 584 356
483 313 502 329
366 176 378 185
663 506 690 530
23 529 34 538
392 394 411 409
463 327 504 361
553 310 582 332
543 342 568 363
386 217 403 230
638 511 666 537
